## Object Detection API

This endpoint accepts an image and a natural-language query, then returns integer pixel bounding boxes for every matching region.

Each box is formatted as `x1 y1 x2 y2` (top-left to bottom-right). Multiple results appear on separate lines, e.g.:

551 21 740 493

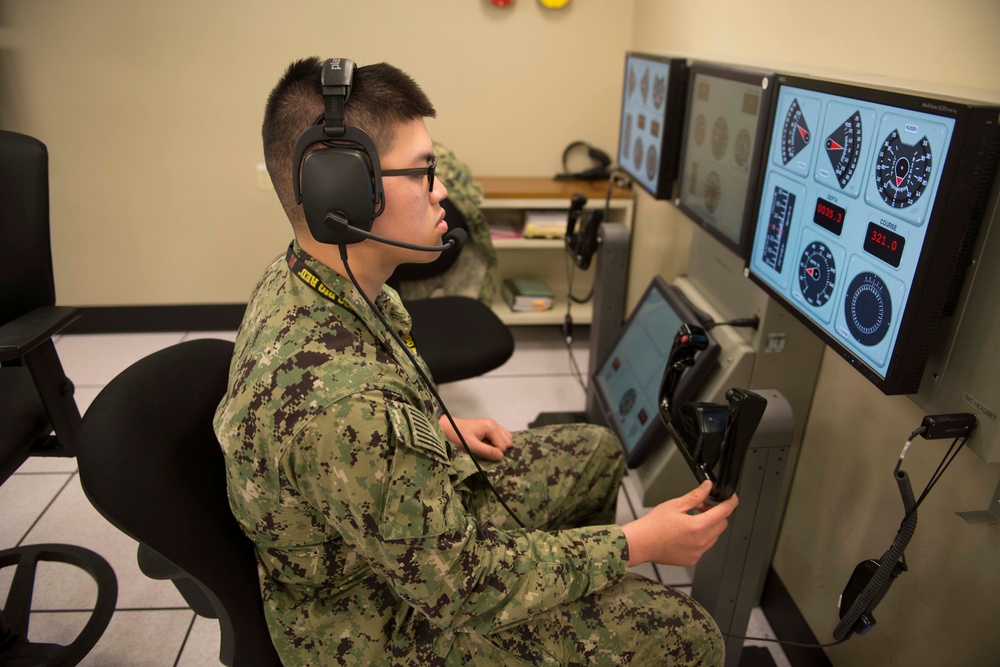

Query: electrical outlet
256 163 272 191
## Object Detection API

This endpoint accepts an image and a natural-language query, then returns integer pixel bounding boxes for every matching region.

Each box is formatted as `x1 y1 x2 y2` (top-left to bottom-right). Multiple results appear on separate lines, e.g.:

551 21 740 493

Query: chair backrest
388 197 466 285
76 338 281 666
0 130 57 327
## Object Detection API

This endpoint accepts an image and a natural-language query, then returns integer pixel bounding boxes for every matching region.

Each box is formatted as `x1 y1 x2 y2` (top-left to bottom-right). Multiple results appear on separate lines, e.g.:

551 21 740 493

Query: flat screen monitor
593 277 720 467
616 52 688 200
747 74 1000 394
676 62 775 258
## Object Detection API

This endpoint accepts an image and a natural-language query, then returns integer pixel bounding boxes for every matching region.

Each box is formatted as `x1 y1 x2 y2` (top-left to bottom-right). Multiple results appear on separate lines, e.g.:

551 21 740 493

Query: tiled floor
2 326 789 666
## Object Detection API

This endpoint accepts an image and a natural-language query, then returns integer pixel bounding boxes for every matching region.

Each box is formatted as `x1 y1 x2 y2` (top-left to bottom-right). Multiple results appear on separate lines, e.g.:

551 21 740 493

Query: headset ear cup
300 148 377 244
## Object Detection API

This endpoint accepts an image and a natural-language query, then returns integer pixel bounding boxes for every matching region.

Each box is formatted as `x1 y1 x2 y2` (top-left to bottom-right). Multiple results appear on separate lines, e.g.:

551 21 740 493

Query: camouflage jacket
214 241 628 666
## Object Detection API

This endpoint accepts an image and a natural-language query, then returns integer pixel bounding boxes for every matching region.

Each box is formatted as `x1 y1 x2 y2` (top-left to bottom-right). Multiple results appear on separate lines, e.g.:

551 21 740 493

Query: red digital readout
863 221 905 268
813 197 845 236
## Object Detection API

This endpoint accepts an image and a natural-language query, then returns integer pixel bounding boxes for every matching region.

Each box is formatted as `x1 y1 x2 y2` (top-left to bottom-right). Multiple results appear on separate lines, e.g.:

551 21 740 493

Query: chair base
0 543 117 667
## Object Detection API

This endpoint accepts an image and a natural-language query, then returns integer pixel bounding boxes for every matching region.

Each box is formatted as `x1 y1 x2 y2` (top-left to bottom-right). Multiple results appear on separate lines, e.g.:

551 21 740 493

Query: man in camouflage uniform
214 56 737 666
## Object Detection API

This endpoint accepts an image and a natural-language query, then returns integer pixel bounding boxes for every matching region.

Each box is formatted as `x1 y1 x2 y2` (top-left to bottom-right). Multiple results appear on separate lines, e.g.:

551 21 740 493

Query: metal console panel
690 389 795 667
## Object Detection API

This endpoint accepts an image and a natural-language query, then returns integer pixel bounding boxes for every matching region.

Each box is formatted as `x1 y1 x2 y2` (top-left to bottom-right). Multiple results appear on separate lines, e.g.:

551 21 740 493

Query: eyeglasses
382 157 437 192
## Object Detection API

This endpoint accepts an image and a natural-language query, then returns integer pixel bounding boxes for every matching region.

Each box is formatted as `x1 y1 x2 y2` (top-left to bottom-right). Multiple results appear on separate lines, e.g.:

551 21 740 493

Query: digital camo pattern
392 142 498 306
214 241 723 666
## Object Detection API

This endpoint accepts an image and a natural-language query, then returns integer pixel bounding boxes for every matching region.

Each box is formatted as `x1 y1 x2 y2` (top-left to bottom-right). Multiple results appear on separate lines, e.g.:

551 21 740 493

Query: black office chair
0 130 118 665
389 199 514 383
75 339 282 667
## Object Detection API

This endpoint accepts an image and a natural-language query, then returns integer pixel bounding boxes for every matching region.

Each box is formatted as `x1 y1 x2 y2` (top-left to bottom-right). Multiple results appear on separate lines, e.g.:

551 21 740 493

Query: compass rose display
844 272 892 346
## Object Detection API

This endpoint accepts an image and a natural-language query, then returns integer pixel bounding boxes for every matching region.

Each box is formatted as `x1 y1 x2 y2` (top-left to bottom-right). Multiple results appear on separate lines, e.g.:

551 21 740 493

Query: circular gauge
711 116 729 160
781 98 811 165
646 145 659 182
825 110 863 189
633 137 644 172
734 128 751 167
798 241 837 307
619 388 636 417
693 114 707 146
874 130 932 209
704 171 722 213
844 272 892 346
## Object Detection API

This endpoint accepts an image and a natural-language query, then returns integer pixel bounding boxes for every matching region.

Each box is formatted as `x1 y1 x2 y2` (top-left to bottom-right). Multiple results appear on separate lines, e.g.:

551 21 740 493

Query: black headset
291 58 385 245
556 141 612 181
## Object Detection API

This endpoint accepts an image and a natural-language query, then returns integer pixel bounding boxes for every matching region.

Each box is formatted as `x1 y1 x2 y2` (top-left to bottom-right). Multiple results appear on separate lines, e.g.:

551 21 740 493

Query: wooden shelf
479 177 634 326
479 176 634 201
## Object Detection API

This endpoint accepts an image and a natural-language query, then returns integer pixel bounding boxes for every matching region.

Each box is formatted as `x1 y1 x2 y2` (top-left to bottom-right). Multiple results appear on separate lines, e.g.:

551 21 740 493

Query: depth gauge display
747 75 1000 394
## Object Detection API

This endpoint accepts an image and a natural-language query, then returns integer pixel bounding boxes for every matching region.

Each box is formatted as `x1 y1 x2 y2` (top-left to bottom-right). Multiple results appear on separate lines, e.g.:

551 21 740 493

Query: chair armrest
0 306 81 361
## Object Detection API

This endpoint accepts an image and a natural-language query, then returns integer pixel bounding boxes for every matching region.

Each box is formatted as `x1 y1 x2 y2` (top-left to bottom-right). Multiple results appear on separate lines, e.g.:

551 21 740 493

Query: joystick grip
710 389 767 502
658 323 710 424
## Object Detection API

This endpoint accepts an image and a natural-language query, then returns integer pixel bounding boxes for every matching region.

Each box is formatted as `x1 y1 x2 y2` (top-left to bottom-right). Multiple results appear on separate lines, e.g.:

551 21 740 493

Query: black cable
339 245 525 528
725 419 966 649
705 316 760 331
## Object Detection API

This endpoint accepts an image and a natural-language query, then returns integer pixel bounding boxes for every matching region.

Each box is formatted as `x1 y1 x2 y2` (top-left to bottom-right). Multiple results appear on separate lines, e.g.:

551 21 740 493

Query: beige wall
0 0 633 306
630 1 1000 666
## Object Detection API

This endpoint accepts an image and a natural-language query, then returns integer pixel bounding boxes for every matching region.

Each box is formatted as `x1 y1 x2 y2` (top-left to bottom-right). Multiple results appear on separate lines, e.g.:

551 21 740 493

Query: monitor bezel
592 276 721 468
675 61 776 259
616 51 689 200
745 73 996 395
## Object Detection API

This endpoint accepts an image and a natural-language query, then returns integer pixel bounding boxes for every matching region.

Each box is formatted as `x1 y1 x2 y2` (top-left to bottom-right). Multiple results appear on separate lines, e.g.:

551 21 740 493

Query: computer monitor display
676 62 775 258
747 75 1000 394
593 277 720 467
616 52 688 200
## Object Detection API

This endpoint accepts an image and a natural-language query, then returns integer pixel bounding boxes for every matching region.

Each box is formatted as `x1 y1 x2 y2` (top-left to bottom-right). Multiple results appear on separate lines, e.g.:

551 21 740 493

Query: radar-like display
676 63 774 257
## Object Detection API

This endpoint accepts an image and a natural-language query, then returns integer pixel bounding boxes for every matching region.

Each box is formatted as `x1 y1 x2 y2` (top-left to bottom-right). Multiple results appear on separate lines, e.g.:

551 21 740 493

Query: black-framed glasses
382 157 436 192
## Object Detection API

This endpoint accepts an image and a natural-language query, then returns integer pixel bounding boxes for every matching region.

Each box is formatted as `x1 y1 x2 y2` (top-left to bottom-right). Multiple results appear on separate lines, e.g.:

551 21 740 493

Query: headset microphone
326 211 466 252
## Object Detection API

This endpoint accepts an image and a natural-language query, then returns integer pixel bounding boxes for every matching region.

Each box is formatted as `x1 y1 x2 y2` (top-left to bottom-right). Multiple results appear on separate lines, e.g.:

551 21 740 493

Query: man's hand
438 415 513 461
621 481 738 568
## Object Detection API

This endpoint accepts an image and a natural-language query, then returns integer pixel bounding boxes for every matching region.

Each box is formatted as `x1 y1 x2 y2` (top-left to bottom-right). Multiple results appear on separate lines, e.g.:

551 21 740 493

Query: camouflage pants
454 423 725 666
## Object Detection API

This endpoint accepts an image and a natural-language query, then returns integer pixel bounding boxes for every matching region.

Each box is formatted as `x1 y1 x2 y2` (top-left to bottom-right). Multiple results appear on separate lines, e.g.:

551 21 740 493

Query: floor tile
55 333 187 387
486 325 590 379
176 614 223 667
437 374 588 433
23 608 195 666
22 474 188 610
0 472 71 549
744 607 793 667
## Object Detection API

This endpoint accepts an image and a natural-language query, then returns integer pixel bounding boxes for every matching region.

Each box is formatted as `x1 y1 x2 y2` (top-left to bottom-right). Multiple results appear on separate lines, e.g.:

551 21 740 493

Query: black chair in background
0 130 117 665
76 339 282 667
389 198 514 384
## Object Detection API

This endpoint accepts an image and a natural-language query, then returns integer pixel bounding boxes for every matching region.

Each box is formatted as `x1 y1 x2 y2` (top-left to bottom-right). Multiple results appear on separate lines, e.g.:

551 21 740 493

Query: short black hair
261 57 436 226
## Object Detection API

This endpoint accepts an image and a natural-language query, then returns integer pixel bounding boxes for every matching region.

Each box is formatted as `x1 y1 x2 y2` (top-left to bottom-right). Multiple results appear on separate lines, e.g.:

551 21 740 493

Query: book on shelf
522 210 567 239
502 278 554 312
